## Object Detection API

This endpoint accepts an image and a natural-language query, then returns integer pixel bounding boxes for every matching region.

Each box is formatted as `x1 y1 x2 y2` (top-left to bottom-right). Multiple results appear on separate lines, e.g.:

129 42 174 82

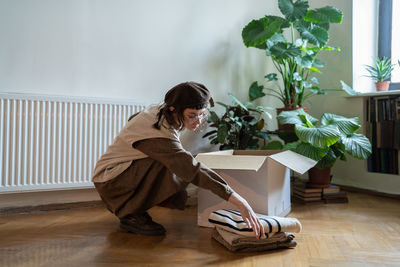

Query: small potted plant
276 109 372 188
364 57 394 91
203 93 271 150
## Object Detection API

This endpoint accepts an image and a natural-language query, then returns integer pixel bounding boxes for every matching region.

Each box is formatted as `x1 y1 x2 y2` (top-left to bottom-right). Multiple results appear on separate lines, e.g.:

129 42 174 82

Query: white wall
353 0 379 93
0 0 279 105
307 0 353 93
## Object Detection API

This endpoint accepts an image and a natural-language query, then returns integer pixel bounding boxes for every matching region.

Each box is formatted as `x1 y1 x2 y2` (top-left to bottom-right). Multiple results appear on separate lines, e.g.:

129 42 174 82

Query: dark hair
153 82 211 130
154 103 208 131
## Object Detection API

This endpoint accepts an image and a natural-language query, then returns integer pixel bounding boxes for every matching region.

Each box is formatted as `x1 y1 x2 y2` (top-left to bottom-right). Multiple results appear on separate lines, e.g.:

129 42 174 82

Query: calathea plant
242 0 343 108
276 109 372 169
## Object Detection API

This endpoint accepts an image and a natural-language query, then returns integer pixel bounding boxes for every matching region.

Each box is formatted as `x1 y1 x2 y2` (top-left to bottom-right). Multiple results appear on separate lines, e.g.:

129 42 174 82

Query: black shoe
120 212 166 236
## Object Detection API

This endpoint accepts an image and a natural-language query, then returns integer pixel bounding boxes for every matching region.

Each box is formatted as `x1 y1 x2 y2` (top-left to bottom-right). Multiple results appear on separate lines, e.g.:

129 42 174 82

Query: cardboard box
195 150 316 227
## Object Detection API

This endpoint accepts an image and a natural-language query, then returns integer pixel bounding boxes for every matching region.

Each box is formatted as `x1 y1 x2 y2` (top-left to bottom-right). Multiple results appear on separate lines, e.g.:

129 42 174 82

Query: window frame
378 0 399 90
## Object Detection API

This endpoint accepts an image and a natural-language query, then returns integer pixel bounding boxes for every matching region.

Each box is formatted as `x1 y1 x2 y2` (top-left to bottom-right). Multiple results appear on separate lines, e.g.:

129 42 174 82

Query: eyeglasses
185 111 209 123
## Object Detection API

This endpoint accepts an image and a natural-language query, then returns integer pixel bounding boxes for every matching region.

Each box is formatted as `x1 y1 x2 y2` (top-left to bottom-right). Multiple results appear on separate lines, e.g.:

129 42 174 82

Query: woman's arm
228 192 266 239
133 138 233 200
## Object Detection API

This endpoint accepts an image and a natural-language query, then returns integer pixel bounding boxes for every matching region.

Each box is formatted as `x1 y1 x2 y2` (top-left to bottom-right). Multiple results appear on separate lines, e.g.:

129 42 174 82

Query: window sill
345 90 400 98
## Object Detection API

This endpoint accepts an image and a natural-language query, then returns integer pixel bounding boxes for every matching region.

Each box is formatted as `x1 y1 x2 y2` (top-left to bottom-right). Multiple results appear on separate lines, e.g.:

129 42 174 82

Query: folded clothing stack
208 209 302 252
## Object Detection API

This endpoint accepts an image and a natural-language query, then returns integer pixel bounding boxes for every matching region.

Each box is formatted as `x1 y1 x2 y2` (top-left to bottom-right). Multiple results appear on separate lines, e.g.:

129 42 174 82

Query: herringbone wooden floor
1 191 399 266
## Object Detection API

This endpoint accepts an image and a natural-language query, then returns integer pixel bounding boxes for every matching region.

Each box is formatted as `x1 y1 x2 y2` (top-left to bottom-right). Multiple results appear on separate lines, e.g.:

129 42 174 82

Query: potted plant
364 57 394 91
276 109 372 188
203 93 271 150
242 0 343 113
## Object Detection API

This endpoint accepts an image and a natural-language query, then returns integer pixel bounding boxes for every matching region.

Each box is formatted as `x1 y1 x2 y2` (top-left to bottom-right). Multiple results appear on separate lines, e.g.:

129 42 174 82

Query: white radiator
0 93 147 193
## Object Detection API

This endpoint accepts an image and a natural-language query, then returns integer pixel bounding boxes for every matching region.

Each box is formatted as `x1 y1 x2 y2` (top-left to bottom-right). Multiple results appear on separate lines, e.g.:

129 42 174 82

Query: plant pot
376 81 390 91
276 107 309 131
307 167 331 188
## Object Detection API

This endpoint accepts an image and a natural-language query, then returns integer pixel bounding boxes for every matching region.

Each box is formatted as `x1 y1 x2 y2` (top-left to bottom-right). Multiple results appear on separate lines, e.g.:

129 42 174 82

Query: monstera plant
242 0 343 109
277 109 372 187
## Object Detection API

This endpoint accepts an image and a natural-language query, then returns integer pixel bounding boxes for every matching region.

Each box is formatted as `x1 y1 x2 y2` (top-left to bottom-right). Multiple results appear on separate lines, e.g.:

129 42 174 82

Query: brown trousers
94 157 188 219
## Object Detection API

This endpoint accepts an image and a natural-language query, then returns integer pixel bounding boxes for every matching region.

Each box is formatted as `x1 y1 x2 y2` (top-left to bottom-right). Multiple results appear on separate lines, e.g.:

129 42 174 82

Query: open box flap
195 154 266 171
269 150 317 174
198 150 234 155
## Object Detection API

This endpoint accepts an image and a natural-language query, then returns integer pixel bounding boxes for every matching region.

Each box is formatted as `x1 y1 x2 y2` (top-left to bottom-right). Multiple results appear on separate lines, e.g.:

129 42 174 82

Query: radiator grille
0 94 146 193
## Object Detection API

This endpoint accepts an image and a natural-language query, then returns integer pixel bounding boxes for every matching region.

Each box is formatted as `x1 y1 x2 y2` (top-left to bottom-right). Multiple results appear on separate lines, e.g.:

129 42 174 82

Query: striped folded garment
208 209 302 238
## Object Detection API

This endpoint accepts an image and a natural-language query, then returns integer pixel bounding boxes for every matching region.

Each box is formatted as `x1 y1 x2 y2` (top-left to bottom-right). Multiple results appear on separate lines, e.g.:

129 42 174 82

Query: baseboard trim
335 184 400 200
0 200 105 216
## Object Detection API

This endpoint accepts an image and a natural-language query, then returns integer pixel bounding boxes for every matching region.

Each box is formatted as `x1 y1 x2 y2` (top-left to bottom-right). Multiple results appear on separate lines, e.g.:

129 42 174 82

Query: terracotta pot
376 81 390 91
277 107 309 131
307 167 331 188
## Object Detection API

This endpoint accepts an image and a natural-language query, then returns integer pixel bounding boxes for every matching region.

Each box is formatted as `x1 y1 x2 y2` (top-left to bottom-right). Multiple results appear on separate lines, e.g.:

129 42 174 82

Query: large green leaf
283 141 300 151
293 72 302 81
268 32 287 45
295 124 340 148
242 16 285 48
262 140 284 150
341 133 372 159
316 22 330 31
295 55 313 68
217 123 228 144
312 59 324 68
255 119 265 130
303 81 313 88
203 130 217 139
324 45 341 51
228 93 248 111
277 110 305 125
310 77 319 85
254 131 271 140
331 142 345 157
340 80 360 96
298 25 329 47
316 149 337 169
216 101 228 108
278 0 309 21
305 6 343 24
298 113 316 127
248 81 265 101
265 73 278 81
320 113 360 135
208 111 220 125
295 142 328 161
269 43 302 59
308 66 321 73
277 108 318 126
309 86 325 95
246 138 260 149
249 105 273 119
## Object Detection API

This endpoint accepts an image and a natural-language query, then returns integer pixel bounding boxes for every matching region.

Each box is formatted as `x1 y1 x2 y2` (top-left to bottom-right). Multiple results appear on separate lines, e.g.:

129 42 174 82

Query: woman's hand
228 192 266 239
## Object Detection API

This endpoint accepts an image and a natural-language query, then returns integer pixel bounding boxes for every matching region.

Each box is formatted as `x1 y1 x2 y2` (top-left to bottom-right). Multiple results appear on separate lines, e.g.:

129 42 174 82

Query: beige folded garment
212 228 297 253
208 209 302 237
216 227 294 246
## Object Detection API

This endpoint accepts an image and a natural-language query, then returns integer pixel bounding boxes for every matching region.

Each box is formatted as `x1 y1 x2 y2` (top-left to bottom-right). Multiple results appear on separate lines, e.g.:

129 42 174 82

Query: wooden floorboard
0 191 399 266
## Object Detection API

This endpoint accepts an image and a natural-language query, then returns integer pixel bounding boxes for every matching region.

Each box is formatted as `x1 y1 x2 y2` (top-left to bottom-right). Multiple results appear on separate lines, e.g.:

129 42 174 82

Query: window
379 0 400 89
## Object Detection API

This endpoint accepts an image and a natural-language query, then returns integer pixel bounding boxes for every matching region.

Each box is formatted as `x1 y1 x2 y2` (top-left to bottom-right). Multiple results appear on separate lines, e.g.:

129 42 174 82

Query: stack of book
322 185 348 203
291 183 323 203
291 181 349 204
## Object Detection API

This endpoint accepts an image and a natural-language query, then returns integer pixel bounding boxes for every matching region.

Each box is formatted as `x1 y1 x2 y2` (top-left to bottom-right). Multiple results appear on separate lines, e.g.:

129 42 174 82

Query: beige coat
92 104 179 183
